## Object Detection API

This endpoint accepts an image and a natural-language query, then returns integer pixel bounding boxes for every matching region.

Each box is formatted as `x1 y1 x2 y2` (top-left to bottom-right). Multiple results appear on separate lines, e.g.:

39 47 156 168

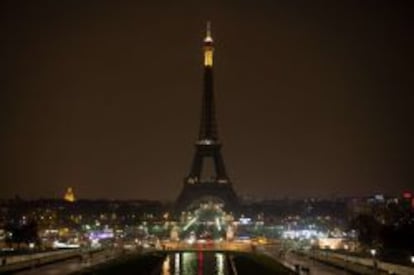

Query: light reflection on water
215 253 224 275
175 253 180 275
162 255 171 275
161 252 228 275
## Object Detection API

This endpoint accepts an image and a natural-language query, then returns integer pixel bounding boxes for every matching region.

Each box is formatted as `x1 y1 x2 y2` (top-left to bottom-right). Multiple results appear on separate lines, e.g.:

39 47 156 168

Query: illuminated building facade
64 187 76 202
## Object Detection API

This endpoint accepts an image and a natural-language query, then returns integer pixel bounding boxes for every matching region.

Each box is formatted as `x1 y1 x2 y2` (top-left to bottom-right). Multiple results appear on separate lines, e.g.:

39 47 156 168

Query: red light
403 192 412 199
198 251 203 275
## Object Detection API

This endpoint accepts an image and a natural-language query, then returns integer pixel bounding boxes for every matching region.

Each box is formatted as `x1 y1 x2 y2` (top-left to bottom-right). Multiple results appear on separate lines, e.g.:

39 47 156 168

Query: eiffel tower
175 23 239 213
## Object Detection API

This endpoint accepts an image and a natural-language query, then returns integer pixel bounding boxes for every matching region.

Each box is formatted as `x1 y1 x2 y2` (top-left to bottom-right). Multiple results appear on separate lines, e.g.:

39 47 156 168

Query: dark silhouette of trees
5 220 39 248
349 213 414 264
349 214 380 247
380 223 414 253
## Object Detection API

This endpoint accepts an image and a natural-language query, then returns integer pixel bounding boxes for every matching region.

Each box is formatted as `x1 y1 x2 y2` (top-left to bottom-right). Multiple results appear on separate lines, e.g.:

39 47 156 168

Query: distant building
64 187 76 202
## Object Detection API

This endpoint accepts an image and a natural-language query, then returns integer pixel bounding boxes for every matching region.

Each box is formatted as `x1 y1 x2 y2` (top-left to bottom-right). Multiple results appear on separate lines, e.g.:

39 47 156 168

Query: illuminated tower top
203 21 214 67
64 187 76 202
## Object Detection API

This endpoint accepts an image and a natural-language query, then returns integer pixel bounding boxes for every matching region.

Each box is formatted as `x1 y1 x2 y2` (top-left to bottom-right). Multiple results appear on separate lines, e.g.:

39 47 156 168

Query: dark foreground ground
72 250 295 275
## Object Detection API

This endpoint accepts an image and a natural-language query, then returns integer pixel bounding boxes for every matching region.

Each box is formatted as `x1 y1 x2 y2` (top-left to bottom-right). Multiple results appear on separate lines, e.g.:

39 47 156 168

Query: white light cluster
282 229 326 240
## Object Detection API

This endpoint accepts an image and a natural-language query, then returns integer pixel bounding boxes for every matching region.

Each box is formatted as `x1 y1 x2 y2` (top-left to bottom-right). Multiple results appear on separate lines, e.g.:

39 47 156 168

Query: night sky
1 1 413 200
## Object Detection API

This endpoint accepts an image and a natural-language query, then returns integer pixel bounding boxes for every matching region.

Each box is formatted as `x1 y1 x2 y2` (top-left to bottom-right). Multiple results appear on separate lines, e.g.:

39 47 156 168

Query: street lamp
411 256 414 265
370 249 378 274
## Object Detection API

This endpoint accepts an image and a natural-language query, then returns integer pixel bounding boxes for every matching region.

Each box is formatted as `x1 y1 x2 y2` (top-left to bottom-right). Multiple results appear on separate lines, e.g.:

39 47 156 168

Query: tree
349 214 381 248
4 220 40 248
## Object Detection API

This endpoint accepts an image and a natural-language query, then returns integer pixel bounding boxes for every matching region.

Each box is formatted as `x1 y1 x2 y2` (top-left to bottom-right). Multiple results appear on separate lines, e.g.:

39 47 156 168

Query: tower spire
205 21 212 42
190 22 228 181
199 21 217 141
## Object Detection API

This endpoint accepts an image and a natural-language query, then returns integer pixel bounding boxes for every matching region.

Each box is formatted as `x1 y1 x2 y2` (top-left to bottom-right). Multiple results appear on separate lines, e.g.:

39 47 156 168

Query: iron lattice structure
175 23 239 213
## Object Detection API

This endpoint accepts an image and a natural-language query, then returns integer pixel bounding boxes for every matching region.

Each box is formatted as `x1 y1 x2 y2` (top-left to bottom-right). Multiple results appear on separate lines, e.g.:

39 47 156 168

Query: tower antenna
205 21 213 42
206 21 211 37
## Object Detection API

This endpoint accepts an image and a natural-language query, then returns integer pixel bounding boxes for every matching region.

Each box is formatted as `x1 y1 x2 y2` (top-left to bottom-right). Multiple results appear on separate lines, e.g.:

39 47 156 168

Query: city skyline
1 1 413 200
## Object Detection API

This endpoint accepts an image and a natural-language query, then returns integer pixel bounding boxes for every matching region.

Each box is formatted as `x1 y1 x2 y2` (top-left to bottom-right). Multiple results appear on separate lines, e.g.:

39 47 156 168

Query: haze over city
1 0 412 200
1 2 414 275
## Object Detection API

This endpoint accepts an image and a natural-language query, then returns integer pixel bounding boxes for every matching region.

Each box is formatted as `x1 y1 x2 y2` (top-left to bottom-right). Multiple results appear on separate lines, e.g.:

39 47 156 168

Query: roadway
13 249 118 275
260 245 352 275
282 250 351 275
